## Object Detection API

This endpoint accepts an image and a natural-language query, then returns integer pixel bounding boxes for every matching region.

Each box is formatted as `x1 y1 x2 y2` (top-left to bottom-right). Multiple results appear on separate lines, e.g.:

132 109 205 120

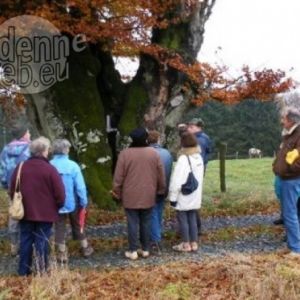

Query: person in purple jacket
10 136 65 276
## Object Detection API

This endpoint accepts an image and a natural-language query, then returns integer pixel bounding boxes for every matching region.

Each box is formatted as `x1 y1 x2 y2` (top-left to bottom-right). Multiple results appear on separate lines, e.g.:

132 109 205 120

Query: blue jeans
125 208 153 252
150 199 164 243
19 220 53 276
281 178 300 253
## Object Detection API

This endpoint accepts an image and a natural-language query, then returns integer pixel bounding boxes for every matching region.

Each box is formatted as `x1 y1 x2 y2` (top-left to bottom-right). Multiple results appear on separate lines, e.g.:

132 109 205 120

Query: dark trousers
177 210 198 243
125 208 153 252
196 211 201 235
19 220 53 276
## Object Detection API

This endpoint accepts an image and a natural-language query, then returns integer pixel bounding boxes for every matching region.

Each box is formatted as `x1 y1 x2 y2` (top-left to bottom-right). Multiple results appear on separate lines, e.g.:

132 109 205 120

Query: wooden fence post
219 142 227 192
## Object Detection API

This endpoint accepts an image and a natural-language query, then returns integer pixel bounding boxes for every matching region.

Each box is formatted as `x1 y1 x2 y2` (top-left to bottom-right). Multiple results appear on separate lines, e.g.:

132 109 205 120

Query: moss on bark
118 79 148 134
50 44 114 208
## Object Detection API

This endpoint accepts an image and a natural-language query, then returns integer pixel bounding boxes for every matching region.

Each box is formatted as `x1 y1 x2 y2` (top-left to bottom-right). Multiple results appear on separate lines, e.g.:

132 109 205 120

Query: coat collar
282 124 299 136
178 146 200 157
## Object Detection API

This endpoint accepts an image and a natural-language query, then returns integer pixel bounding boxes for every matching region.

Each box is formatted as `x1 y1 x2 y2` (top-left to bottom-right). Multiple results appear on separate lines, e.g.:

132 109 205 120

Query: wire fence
209 152 276 160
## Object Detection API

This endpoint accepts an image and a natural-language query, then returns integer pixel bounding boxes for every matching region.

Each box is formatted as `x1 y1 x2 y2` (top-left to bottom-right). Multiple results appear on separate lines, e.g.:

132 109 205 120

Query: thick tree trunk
120 1 216 153
24 2 216 207
26 42 114 207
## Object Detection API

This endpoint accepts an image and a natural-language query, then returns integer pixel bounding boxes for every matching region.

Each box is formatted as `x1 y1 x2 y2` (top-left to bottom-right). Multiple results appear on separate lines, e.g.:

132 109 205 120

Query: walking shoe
137 249 150 258
151 242 162 256
57 249 68 264
273 218 284 225
172 243 191 252
277 247 290 255
125 251 138 260
285 251 300 258
81 245 94 257
190 242 198 252
11 244 19 257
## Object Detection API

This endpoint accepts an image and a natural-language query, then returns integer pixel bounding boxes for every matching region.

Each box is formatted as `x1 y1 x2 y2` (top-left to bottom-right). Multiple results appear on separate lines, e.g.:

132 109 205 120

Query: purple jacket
10 156 65 222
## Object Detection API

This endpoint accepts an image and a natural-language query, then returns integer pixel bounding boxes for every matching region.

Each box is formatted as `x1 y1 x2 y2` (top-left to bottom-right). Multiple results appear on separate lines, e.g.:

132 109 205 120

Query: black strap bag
181 155 199 195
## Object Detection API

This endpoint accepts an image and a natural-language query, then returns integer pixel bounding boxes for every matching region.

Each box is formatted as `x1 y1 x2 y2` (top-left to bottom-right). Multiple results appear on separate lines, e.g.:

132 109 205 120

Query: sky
198 0 300 84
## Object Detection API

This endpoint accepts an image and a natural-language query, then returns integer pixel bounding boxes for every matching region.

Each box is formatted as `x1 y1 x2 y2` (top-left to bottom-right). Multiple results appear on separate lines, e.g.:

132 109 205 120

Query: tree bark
24 1 216 207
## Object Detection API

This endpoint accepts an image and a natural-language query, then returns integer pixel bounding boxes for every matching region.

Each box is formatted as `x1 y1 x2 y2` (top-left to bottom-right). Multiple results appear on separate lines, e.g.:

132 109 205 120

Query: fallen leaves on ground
2 253 300 299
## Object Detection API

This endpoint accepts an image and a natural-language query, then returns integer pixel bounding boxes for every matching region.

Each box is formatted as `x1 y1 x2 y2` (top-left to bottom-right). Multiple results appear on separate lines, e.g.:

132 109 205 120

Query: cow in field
248 148 262 158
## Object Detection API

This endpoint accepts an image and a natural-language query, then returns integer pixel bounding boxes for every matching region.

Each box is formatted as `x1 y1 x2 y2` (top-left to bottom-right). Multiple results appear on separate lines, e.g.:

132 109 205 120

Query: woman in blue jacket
50 139 93 262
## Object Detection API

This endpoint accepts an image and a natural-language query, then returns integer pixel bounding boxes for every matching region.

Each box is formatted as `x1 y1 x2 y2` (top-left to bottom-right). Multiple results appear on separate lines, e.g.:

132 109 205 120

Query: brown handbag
8 162 24 220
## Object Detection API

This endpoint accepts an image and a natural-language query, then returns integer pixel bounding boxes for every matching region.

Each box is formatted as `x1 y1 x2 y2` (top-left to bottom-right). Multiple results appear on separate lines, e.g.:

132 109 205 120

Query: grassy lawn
202 157 278 216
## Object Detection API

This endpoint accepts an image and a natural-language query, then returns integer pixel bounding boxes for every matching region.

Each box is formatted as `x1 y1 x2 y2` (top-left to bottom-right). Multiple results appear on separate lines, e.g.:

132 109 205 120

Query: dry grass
1 157 293 299
1 253 300 299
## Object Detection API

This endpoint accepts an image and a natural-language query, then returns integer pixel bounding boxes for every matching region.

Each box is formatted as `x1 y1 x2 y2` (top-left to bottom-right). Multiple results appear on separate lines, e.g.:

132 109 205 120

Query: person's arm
73 164 88 208
50 168 66 208
168 156 186 204
157 156 166 195
9 165 18 200
112 152 126 199
0 148 8 189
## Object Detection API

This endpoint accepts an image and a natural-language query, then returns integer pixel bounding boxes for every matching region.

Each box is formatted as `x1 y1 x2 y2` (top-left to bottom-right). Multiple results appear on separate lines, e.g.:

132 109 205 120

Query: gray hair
30 136 51 156
52 139 71 155
282 107 300 124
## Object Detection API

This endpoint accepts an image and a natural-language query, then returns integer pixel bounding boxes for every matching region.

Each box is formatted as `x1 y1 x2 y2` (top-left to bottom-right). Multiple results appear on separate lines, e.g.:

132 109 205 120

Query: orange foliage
0 0 295 104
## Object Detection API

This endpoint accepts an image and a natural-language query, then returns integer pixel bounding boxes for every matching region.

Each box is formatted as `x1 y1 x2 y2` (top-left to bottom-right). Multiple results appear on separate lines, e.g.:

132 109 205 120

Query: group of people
0 125 93 276
3 106 300 275
111 118 211 259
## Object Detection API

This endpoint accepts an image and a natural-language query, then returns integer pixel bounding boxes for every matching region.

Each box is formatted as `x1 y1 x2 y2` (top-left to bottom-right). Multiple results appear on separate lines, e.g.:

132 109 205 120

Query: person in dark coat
112 127 166 260
10 136 65 276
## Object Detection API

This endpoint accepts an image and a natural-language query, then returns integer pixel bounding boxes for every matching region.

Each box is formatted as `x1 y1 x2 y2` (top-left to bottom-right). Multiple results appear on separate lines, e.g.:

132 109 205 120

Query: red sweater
10 156 65 222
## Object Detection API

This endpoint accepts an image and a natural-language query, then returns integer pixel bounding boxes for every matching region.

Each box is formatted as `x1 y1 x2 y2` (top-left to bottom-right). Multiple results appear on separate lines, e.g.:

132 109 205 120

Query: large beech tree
0 0 294 207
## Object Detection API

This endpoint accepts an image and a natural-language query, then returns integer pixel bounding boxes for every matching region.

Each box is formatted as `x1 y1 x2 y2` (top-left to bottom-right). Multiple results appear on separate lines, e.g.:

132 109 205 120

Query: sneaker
190 242 198 252
285 251 300 258
81 245 94 258
57 249 68 264
11 244 19 257
137 249 150 258
277 247 290 255
172 243 191 252
125 251 138 260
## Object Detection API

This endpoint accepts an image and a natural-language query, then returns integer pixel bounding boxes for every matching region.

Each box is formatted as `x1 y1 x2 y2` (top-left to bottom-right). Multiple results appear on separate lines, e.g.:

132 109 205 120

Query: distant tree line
182 99 282 158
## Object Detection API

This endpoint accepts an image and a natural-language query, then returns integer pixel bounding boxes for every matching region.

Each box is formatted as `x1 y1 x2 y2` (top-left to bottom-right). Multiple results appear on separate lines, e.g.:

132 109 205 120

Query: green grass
201 157 278 216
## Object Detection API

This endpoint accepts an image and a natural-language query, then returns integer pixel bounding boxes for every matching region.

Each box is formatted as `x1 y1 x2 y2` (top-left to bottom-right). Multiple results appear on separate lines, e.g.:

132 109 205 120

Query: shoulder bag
8 162 25 220
181 155 199 195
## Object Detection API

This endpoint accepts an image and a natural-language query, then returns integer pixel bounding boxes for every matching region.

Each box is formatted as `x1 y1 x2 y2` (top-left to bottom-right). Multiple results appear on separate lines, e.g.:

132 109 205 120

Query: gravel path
0 212 285 275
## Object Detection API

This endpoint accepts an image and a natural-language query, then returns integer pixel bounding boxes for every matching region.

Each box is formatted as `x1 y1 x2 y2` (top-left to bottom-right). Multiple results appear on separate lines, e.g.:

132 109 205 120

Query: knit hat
11 124 29 140
129 127 148 142
187 118 204 128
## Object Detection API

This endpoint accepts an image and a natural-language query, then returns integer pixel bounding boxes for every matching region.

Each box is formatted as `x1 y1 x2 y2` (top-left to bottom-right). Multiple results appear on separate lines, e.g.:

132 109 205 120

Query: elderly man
186 118 211 171
273 107 300 257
